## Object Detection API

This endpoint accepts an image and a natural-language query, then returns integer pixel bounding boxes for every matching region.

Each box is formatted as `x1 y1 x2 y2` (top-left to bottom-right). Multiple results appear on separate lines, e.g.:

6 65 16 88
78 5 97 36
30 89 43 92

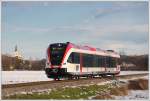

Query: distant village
2 46 148 71
2 45 45 71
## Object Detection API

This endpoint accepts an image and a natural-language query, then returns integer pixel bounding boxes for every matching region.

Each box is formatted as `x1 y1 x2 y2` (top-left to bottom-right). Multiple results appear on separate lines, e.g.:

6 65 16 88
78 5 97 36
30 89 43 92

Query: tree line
120 55 148 71
2 54 46 71
2 54 148 71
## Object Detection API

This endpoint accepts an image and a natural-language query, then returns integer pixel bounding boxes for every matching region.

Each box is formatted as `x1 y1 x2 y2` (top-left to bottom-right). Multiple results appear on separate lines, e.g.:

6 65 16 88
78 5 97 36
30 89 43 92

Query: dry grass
93 78 148 99
3 78 148 100
110 85 128 96
92 93 114 99
128 79 148 90
92 85 128 99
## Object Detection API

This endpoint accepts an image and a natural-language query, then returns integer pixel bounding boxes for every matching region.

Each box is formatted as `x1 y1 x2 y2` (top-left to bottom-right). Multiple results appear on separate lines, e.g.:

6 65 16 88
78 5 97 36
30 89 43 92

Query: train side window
83 54 86 67
73 52 80 64
83 54 90 67
83 54 95 67
103 56 106 67
67 52 80 64
106 57 117 68
98 56 105 67
88 54 94 67
106 56 110 67
67 53 73 63
83 54 87 67
98 56 102 67
93 55 98 67
112 57 117 67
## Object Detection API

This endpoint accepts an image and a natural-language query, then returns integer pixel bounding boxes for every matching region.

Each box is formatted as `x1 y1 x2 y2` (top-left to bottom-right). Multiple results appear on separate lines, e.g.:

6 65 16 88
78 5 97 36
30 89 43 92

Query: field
3 77 149 100
2 70 149 100
2 71 148 84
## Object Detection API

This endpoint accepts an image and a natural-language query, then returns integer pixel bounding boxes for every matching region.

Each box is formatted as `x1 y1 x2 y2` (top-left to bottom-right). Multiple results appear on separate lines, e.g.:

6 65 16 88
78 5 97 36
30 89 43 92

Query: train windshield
50 43 67 65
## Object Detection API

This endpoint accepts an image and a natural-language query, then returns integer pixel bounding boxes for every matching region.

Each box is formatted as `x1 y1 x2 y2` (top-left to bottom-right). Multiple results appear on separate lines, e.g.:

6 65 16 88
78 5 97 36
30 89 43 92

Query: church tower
15 45 17 52
14 45 23 59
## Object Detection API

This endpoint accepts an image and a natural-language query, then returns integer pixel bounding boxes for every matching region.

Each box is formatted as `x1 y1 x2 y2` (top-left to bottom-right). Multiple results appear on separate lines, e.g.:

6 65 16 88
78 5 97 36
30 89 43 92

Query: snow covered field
115 90 149 100
115 75 149 100
2 71 50 84
119 71 149 75
1 71 149 84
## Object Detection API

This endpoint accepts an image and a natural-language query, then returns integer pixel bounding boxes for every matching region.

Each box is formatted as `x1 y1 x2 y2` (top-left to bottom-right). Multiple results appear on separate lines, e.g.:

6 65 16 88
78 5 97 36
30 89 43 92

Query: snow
2 71 149 85
119 71 148 75
114 90 149 100
2 71 51 84
119 75 149 83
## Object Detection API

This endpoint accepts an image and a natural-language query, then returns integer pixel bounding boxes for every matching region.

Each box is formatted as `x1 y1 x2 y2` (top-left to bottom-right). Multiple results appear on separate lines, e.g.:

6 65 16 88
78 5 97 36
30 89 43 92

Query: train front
45 43 68 79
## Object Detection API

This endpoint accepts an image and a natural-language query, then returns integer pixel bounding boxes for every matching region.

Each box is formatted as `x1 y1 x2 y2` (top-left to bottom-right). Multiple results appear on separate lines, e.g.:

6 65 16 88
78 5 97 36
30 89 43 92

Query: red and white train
45 42 120 80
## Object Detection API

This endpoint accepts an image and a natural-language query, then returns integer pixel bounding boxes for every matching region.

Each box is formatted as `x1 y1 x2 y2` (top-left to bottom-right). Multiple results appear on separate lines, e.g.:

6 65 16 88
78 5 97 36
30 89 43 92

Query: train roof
67 42 120 57
48 42 120 57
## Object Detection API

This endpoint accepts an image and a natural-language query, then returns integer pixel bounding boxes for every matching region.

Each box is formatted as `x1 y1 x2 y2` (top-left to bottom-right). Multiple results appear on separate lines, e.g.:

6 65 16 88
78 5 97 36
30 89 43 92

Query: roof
68 42 120 57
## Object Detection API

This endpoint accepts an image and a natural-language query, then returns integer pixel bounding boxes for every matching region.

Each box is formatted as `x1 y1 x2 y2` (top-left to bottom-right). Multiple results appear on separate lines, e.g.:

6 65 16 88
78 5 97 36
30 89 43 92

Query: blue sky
2 1 149 59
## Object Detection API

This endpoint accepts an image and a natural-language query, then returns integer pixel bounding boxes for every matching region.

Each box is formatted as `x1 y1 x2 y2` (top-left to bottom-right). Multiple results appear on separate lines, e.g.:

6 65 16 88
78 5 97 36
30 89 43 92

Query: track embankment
2 73 148 98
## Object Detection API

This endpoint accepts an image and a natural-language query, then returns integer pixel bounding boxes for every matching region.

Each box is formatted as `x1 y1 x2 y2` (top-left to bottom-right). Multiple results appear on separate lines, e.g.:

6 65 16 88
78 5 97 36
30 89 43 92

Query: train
45 42 120 80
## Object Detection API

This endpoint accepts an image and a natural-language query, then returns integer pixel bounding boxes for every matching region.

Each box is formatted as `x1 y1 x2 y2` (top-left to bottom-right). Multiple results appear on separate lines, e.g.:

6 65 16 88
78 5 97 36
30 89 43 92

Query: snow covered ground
115 75 149 100
1 71 149 84
115 90 149 100
119 71 148 75
2 71 51 84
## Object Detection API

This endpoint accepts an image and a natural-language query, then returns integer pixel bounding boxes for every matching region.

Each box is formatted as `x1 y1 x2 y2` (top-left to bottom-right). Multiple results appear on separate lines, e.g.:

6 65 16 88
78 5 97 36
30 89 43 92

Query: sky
1 1 149 59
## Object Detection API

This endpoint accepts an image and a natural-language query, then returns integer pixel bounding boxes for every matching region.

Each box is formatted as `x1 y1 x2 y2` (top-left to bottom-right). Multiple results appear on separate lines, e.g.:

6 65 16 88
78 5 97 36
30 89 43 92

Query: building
13 45 23 59
11 45 24 70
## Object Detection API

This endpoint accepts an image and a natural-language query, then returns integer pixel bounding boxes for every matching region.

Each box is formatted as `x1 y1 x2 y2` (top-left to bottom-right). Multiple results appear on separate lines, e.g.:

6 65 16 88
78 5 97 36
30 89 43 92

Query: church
13 45 23 59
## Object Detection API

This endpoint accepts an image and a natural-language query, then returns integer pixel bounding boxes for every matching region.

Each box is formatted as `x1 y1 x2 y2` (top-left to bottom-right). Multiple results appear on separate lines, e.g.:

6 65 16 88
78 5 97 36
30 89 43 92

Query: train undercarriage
45 68 120 80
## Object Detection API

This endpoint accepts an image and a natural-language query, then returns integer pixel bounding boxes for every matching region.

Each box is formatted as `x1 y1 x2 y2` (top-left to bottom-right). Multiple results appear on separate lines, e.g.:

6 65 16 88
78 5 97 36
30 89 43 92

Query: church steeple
15 45 17 52
13 45 23 59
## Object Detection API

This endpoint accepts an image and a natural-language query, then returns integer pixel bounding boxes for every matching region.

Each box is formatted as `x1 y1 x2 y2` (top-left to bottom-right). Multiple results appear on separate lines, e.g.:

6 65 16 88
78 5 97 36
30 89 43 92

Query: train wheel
54 78 57 81
101 74 106 78
88 75 93 78
75 76 80 80
92 75 95 78
99 75 102 78
68 76 73 80
91 75 94 78
54 77 60 81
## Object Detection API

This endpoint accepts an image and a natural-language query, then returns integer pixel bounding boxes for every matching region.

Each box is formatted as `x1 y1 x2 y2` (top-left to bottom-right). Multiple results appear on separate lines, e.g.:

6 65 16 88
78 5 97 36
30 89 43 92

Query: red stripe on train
80 53 83 73
47 47 51 68
61 43 72 68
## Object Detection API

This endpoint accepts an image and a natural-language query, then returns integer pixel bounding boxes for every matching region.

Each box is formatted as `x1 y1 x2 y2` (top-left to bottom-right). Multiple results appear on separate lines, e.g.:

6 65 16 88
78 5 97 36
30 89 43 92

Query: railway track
2 73 148 97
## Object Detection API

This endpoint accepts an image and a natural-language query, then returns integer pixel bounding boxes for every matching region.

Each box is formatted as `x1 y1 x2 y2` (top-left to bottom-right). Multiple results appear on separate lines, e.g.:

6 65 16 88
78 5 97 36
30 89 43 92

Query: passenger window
67 52 80 64
67 53 73 63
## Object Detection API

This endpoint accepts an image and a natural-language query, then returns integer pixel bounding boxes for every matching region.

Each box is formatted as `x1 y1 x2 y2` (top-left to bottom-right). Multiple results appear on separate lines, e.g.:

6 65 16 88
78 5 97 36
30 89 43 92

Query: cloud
2 1 148 59
94 7 120 18
91 24 148 34
83 24 148 44
5 23 148 45
4 26 53 34
113 1 148 7
93 2 148 19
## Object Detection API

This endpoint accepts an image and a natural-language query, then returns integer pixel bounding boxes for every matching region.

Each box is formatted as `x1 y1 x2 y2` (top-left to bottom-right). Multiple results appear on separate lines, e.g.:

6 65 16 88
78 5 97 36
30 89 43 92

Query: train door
105 57 117 73
80 53 82 73
67 52 80 73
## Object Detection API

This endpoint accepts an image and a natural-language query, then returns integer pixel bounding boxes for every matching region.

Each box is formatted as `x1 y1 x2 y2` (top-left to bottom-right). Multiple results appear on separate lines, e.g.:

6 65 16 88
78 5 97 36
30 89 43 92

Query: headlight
52 68 58 73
